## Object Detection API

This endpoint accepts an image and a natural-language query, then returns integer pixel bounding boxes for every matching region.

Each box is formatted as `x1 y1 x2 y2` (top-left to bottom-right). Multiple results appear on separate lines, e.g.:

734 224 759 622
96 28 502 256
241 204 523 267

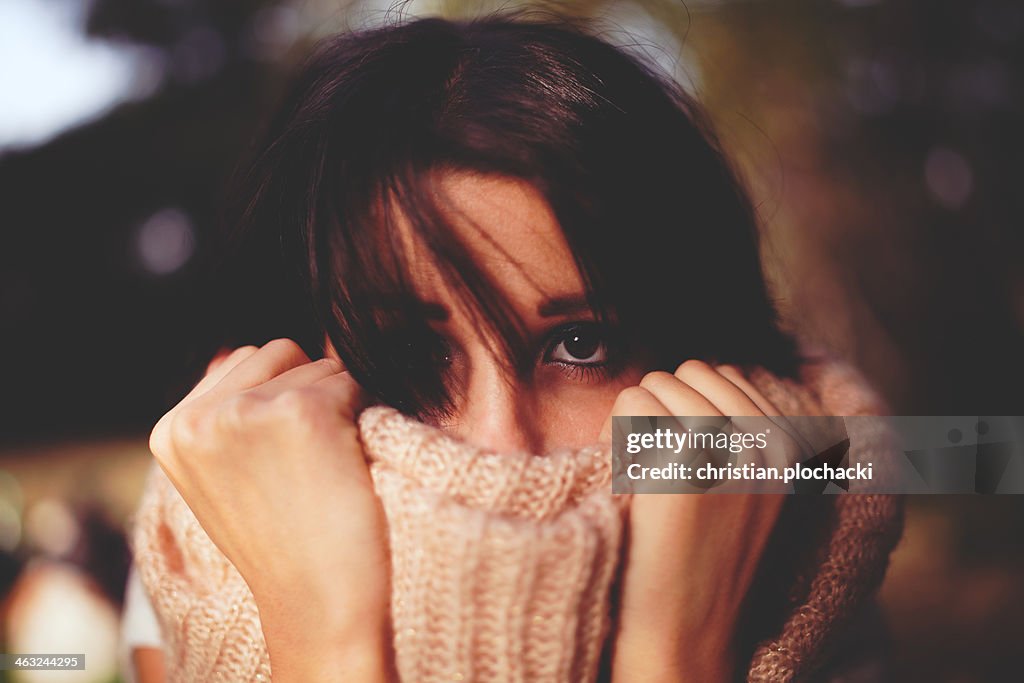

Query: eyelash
394 321 618 389
541 322 617 383
555 362 609 383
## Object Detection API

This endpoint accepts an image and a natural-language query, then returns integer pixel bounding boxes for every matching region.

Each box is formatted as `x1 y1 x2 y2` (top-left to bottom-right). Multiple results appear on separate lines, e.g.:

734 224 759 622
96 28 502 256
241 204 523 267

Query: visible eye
388 327 453 372
545 323 608 365
415 332 453 369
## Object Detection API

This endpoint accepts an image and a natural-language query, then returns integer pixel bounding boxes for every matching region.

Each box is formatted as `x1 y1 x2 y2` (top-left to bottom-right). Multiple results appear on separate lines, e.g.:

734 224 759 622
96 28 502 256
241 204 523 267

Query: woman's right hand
148 339 393 682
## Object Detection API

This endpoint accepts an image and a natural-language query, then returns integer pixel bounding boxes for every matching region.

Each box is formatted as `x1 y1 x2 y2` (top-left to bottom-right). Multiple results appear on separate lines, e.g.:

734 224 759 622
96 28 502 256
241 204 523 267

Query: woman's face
326 172 648 453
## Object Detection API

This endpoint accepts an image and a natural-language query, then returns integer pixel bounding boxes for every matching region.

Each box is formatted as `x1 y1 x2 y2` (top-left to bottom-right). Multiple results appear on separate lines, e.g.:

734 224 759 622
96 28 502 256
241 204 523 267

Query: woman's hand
604 360 792 683
148 339 392 682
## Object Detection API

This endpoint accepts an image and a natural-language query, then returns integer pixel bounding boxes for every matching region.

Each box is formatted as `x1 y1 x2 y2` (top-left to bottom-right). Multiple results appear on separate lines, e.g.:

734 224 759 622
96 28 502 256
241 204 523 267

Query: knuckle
674 358 709 378
718 364 748 385
208 346 258 373
148 419 170 459
149 407 173 443
224 345 259 364
168 406 205 452
274 389 334 433
219 394 257 431
615 385 652 410
639 370 675 389
316 356 343 373
273 389 319 416
263 338 303 355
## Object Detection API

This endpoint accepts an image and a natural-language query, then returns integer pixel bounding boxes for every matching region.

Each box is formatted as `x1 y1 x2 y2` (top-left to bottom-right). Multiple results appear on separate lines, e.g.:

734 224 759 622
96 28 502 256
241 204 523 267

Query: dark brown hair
210 13 800 416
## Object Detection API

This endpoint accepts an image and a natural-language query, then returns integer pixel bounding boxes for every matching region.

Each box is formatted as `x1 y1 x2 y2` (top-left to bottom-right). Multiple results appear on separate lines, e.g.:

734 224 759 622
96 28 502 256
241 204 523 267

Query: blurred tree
0 0 307 444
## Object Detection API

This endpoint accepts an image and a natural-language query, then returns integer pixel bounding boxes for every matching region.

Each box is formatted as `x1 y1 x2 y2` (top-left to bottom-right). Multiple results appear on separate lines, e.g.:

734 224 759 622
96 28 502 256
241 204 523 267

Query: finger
205 338 313 397
310 371 371 420
675 360 763 417
638 371 722 417
599 386 671 443
149 346 259 455
717 364 815 466
186 346 260 402
206 347 234 372
715 364 783 416
245 357 347 399
671 362 770 475
323 341 342 365
678 363 789 481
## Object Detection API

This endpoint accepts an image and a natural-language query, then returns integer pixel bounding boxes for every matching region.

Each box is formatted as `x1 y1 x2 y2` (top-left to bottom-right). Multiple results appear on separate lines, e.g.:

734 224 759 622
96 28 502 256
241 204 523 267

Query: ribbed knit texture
129 357 903 682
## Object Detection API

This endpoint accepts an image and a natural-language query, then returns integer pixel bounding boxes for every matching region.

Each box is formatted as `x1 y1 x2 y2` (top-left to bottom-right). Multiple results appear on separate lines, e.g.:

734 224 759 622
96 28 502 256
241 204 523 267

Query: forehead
395 171 584 312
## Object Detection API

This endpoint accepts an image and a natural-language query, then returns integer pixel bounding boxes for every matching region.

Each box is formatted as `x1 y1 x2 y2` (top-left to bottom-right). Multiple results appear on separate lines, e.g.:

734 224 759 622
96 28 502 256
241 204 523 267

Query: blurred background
0 0 1022 681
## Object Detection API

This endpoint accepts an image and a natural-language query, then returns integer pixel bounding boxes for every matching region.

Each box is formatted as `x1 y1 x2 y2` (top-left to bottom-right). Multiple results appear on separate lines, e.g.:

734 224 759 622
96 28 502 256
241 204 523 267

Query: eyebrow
370 294 450 321
537 295 593 318
371 293 593 321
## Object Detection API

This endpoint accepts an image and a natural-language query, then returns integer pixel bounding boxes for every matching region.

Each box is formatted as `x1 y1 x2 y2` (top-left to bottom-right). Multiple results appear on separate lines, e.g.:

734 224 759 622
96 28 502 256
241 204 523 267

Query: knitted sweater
128 357 903 682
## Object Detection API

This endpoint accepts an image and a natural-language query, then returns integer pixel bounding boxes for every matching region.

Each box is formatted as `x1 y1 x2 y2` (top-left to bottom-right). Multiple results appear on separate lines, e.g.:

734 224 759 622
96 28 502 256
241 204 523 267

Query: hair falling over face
209 12 802 422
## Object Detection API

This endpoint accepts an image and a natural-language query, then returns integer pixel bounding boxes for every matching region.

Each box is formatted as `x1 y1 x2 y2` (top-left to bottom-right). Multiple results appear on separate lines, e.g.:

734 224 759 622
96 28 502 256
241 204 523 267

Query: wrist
612 627 736 683
256 591 394 682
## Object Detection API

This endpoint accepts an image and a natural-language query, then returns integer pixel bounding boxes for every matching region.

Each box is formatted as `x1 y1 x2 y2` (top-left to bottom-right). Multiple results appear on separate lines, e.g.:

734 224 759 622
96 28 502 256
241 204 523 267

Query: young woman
123 13 902 683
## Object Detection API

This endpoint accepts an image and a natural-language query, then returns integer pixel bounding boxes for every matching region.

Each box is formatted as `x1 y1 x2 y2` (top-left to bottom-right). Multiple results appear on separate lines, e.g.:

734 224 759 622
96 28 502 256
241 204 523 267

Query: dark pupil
564 328 600 360
397 331 450 370
430 336 452 365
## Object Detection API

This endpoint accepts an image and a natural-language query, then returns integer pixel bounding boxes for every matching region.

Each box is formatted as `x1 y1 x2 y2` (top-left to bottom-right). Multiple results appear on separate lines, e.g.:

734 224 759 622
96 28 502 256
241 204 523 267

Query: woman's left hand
603 360 794 683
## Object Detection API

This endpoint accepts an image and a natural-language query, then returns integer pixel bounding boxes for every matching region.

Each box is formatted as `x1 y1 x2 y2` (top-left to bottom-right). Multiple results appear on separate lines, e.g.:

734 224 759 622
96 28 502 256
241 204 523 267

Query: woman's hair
210 12 801 416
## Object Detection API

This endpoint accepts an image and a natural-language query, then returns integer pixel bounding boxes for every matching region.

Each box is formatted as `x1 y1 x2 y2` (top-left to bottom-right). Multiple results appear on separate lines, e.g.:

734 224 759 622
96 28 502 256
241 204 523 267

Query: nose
449 360 543 454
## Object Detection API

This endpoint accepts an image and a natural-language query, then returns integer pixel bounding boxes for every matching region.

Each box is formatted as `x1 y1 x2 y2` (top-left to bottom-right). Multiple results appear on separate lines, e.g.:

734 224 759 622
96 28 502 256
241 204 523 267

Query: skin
138 173 788 682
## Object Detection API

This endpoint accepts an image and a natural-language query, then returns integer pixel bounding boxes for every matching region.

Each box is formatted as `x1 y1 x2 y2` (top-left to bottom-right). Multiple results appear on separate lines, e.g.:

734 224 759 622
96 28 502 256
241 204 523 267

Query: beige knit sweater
129 357 903 682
